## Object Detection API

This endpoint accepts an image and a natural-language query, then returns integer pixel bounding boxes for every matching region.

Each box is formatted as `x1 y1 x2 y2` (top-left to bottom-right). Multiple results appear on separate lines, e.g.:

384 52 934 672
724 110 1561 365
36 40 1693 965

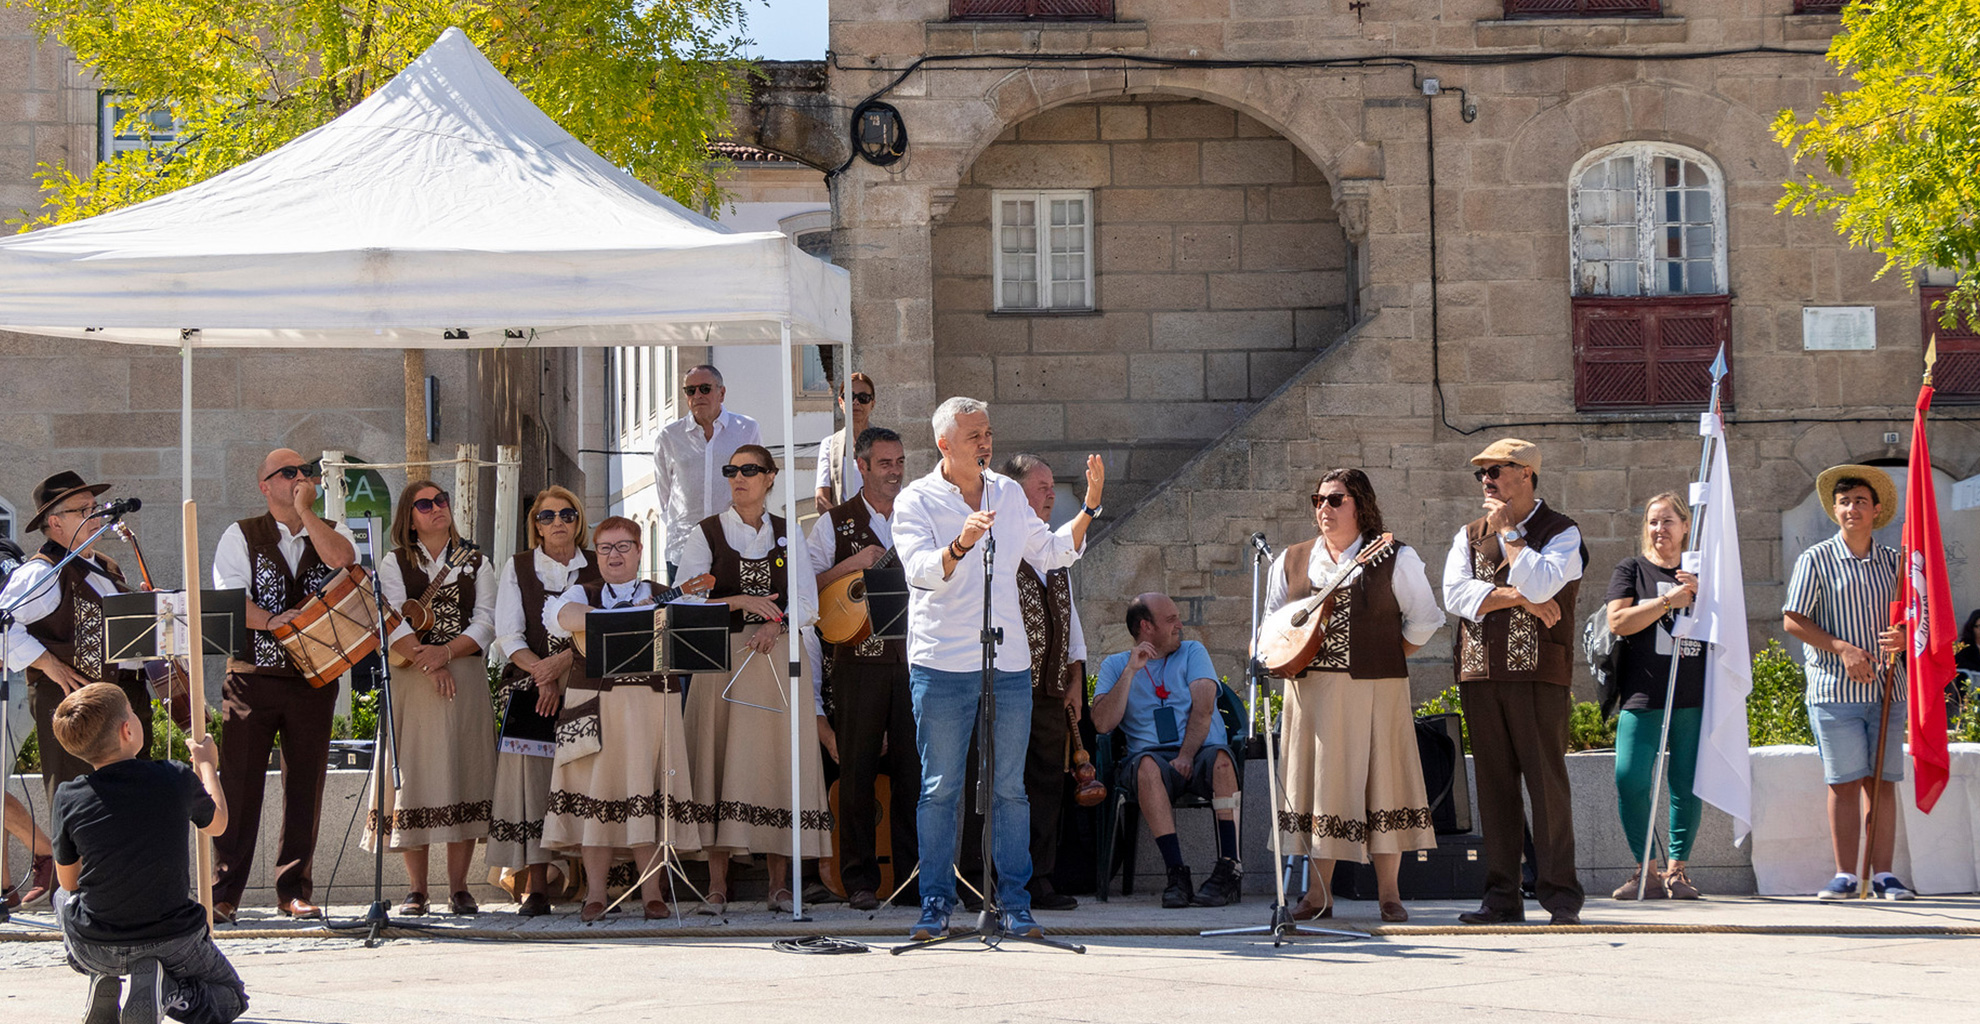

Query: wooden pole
182 499 214 926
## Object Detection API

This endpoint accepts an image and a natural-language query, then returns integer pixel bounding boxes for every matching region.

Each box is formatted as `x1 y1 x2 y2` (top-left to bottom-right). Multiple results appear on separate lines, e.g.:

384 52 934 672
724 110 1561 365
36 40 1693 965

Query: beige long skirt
1277 672 1437 863
487 746 555 868
684 631 831 858
542 686 702 855
361 655 497 851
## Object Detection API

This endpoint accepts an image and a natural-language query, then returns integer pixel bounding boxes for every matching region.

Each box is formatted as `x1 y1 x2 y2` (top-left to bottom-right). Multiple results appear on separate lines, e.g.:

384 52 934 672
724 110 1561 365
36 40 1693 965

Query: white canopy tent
0 27 848 918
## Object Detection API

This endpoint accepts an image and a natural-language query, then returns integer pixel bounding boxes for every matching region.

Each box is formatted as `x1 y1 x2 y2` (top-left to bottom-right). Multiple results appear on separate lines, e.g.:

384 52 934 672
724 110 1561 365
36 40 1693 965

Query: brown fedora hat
1814 464 1897 531
26 470 111 533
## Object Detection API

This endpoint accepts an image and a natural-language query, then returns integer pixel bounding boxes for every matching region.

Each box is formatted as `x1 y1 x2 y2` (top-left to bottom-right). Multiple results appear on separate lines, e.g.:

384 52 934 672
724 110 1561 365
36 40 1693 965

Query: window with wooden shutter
1921 286 1980 400
1793 1 1848 13
1573 296 1731 410
1504 0 1661 17
951 0 1113 20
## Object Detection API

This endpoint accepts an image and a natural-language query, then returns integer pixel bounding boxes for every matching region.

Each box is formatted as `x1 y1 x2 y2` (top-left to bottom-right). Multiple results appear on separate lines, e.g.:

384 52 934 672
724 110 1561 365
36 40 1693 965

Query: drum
271 566 401 688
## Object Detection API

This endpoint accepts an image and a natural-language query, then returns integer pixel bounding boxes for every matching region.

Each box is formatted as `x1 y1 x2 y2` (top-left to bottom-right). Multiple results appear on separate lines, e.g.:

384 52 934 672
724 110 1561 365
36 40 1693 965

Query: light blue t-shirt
1095 640 1227 756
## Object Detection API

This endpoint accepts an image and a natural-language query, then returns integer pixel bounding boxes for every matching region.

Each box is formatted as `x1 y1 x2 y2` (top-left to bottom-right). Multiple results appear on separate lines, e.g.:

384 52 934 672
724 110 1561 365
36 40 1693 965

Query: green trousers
1614 706 1704 863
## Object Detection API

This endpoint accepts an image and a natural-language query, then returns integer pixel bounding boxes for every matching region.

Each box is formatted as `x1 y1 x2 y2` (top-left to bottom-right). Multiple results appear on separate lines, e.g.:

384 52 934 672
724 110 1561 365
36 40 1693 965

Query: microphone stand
0 510 128 923
1202 533 1361 944
327 515 408 948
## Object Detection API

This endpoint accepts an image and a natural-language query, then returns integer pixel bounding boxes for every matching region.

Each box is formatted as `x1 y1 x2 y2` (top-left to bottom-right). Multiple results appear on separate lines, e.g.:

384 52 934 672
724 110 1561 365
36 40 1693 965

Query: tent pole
782 319 803 921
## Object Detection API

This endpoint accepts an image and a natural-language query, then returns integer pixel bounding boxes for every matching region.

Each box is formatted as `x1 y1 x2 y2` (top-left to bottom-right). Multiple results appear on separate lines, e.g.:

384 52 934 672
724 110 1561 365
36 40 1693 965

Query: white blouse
377 539 499 652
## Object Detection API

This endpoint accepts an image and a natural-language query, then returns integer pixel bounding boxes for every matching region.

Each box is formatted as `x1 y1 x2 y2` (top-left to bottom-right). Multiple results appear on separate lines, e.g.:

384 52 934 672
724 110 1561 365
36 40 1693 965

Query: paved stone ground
5 895 1977 1022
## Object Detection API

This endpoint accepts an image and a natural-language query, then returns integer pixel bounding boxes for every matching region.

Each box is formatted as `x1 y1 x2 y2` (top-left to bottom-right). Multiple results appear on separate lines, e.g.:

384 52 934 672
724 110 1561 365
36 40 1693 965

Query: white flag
1673 415 1753 843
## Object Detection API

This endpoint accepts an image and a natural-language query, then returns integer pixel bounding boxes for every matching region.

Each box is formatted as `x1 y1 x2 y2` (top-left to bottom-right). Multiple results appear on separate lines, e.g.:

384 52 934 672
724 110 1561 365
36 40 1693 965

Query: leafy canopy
1776 1 1980 327
9 0 753 230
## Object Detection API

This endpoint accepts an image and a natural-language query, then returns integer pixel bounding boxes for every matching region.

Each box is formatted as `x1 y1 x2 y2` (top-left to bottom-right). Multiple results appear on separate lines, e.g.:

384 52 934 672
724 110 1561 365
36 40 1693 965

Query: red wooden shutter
1505 0 1662 16
951 0 1113 19
1573 296 1731 410
1922 286 1980 399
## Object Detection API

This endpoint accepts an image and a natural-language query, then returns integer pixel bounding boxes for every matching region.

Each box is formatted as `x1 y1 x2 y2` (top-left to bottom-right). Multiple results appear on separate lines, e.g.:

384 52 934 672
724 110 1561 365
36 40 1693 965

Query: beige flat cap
1470 438 1541 472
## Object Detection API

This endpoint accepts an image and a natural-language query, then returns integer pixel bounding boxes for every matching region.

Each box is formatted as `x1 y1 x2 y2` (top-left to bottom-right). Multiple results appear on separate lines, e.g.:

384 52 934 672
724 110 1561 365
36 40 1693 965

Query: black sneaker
1162 865 1195 909
1029 880 1078 911
81 973 120 1024
1194 858 1242 907
122 959 163 1024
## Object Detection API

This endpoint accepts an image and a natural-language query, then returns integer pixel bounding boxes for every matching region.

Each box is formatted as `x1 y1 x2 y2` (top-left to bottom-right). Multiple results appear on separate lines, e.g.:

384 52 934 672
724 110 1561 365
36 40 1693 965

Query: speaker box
1330 831 1489 901
1416 712 1473 835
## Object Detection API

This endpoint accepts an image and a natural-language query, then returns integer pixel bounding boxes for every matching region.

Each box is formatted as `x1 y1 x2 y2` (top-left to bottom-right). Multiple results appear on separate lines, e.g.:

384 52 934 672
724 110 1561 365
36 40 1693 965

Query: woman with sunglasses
365 481 499 917
676 444 826 913
487 485 600 916
1265 469 1444 923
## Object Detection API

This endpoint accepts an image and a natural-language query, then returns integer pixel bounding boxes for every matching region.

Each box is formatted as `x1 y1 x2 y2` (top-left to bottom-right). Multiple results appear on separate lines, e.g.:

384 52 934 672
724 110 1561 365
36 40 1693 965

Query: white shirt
493 548 591 660
377 540 499 651
212 518 361 591
652 409 761 566
0 547 127 671
814 429 865 504
543 580 657 640
805 495 893 577
674 507 819 630
1440 500 1583 623
894 467 1085 673
1265 535 1445 648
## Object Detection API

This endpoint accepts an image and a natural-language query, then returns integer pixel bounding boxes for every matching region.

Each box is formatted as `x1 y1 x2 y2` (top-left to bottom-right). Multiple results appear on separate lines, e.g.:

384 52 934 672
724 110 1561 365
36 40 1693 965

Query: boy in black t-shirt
51 682 247 1024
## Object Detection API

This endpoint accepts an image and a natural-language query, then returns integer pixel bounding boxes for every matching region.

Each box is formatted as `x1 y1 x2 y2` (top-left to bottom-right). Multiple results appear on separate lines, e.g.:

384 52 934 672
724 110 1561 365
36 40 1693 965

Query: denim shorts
1120 744 1233 803
1810 701 1906 785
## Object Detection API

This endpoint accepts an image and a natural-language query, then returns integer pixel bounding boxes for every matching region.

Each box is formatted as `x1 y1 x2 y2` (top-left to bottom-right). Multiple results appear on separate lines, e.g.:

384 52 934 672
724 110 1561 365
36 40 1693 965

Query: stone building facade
805 0 1980 701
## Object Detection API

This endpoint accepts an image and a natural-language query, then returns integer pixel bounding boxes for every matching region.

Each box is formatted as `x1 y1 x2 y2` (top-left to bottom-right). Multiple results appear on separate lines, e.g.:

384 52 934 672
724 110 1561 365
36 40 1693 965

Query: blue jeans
910 664 1034 913
57 890 248 1024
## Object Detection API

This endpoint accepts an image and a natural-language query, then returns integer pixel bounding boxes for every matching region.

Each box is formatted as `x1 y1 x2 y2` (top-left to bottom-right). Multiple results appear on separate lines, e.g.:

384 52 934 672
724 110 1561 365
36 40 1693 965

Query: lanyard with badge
1141 655 1180 745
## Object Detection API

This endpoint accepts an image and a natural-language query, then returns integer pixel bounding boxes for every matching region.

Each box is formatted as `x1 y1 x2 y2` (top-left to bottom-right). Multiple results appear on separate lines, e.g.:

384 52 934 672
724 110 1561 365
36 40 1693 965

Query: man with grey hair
892 396 1106 941
652 363 759 581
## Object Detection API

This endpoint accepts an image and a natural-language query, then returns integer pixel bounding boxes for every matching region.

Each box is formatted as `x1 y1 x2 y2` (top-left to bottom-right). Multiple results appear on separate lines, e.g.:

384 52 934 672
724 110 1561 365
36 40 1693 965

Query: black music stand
103 589 250 664
862 566 910 644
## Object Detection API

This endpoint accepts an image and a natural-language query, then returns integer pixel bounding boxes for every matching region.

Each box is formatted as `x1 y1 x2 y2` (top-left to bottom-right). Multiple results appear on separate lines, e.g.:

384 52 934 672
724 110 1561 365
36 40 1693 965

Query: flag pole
1636 345 1729 899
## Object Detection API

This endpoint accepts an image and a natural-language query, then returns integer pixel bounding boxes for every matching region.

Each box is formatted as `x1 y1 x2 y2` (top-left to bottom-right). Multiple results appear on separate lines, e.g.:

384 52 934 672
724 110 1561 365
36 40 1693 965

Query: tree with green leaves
1776 1 1980 326
9 0 753 229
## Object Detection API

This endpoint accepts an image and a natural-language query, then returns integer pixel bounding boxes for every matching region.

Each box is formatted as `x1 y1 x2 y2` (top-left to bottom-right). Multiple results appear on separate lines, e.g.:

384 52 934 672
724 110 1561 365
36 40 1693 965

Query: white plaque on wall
1802 306 1877 351
1955 473 1980 512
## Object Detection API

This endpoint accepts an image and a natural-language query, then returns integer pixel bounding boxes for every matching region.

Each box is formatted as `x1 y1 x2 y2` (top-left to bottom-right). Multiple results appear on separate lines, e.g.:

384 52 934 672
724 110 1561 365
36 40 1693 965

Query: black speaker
1415 712 1472 835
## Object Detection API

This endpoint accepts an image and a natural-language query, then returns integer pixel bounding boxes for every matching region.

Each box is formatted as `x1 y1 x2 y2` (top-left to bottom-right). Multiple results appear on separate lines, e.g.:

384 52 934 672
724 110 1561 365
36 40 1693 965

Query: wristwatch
1082 503 1103 518
1498 526 1522 545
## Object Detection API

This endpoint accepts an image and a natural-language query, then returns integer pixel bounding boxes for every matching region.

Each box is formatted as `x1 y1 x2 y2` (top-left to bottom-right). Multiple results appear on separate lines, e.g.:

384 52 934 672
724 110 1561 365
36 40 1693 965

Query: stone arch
1504 82 1792 188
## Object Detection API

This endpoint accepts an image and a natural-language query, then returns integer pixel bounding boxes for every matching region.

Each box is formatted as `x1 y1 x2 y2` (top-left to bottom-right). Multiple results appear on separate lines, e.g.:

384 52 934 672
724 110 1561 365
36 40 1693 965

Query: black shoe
122 958 163 1024
1031 889 1078 911
517 892 552 918
848 889 880 911
81 973 121 1024
959 888 984 913
1162 865 1195 909
1194 858 1242 908
1549 908 1582 926
1457 905 1526 925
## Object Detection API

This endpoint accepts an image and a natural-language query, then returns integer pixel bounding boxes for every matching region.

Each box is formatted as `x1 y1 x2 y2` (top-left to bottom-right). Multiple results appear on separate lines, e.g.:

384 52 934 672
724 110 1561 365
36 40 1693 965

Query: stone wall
0 7 91 228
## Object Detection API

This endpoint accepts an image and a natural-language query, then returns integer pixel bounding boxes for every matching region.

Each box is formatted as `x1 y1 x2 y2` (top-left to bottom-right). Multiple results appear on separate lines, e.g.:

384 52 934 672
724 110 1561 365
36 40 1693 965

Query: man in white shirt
892 396 1105 941
208 449 358 923
652 364 760 581
813 372 875 513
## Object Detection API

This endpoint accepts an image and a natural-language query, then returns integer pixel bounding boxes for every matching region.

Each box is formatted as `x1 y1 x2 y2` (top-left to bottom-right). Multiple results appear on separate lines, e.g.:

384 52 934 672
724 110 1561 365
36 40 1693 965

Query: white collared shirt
212 518 360 590
674 507 818 629
377 539 499 650
542 580 656 639
652 408 761 566
814 429 865 502
1440 499 1583 623
893 466 1085 674
493 548 590 660
1265 535 1445 648
0 546 127 672
805 495 893 578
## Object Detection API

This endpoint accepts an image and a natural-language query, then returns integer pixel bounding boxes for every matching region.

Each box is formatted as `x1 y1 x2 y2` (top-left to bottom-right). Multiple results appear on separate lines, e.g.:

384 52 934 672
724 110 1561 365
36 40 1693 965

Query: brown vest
1017 562 1076 696
1284 536 1409 681
565 579 678 693
238 514 336 676
826 498 904 664
701 514 790 634
396 545 484 649
1453 504 1582 685
23 541 133 687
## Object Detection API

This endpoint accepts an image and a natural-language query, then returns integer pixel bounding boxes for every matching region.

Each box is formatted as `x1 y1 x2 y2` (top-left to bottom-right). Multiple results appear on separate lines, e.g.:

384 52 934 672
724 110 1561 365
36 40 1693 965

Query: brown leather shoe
579 900 608 923
448 890 479 916
644 899 671 921
1457 905 1525 925
1379 900 1409 923
279 897 324 920
399 892 429 917
1289 897 1332 920
211 902 238 925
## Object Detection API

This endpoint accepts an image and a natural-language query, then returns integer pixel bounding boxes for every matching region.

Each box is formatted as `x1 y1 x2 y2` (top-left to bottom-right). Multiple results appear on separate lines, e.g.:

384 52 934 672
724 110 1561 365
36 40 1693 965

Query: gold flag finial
1927 334 1938 386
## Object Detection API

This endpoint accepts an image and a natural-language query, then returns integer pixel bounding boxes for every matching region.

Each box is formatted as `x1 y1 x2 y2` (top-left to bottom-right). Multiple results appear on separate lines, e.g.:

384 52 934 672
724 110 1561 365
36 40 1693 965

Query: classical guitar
388 541 480 667
816 547 897 646
1256 532 1396 679
570 574 716 658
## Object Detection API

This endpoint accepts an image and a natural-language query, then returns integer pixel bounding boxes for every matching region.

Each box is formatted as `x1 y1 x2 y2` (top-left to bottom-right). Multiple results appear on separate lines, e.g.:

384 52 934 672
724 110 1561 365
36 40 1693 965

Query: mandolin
816 547 897 646
388 541 480 668
1256 532 1396 679
570 574 717 657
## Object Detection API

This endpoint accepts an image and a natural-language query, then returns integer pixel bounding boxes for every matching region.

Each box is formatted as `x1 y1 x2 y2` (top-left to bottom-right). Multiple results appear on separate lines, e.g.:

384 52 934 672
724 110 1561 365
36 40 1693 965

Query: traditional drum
271 565 401 687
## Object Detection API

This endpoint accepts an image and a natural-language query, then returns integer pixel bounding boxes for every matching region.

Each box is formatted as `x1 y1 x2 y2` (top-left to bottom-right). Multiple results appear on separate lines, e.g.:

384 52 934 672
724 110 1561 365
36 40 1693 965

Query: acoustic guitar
820 774 895 900
569 574 716 657
1256 532 1396 679
816 547 896 646
388 541 480 668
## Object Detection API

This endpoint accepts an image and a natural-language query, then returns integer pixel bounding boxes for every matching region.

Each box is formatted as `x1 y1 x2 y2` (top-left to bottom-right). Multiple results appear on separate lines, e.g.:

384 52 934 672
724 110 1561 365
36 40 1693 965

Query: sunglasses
683 383 717 396
1473 463 1523 482
850 392 874 404
411 492 451 514
722 463 772 478
262 462 322 482
1310 492 1349 509
534 508 580 524
597 540 640 556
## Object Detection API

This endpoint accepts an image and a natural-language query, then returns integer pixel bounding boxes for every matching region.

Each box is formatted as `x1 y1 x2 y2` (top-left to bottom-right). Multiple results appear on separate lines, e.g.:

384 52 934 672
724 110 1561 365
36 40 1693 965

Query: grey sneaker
80 973 121 1024
121 959 163 1024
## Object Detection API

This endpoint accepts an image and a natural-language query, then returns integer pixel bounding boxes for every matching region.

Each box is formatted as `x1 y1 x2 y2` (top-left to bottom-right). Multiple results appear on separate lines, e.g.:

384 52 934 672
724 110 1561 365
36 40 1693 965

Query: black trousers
32 672 153 801
1459 679 1583 916
961 684 1072 887
829 657 919 897
211 670 338 906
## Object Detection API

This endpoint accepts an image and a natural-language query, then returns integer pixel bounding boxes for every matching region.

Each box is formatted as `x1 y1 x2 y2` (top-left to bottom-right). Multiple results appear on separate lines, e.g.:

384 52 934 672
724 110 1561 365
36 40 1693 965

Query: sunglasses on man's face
411 492 451 515
534 507 580 525
1473 463 1522 482
683 383 717 396
850 392 874 404
262 462 322 482
1310 492 1349 509
722 463 772 478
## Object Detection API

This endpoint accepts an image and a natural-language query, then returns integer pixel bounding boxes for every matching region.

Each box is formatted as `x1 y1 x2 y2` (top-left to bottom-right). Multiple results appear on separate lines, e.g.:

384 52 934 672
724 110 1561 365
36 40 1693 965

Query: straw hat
25 470 111 533
1814 464 1897 530
1470 438 1541 472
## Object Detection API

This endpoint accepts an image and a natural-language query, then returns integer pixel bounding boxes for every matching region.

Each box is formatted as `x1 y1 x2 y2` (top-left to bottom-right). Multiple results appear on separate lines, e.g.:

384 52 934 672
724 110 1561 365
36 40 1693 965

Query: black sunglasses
850 392 874 404
1310 492 1348 509
534 508 580 524
1473 463 1523 482
722 463 772 478
683 383 716 396
411 491 451 514
262 462 322 482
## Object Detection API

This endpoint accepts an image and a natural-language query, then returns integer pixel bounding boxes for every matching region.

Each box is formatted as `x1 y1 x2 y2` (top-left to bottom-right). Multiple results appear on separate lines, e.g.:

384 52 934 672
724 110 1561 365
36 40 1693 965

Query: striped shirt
1782 534 1905 705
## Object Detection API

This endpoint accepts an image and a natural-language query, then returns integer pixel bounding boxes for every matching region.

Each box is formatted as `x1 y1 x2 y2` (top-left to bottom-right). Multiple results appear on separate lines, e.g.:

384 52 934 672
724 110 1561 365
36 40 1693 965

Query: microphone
1250 532 1272 558
91 498 143 521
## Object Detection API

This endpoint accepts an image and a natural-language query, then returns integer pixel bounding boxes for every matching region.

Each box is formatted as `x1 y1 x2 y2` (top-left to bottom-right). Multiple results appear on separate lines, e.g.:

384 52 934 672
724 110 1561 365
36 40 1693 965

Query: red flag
1902 382 1953 812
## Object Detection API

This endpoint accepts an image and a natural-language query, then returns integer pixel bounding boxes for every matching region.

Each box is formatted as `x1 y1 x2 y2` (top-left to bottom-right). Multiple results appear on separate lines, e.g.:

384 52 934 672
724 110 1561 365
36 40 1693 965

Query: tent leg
782 320 804 922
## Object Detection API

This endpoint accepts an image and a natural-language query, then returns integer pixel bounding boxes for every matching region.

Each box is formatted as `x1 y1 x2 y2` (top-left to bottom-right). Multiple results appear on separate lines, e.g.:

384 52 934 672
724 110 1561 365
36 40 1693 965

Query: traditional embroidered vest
238 514 337 676
23 541 131 687
396 545 484 649
1454 504 1582 685
702 514 790 634
826 498 903 663
564 579 677 693
1284 537 1409 681
500 549 600 697
1017 562 1076 696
